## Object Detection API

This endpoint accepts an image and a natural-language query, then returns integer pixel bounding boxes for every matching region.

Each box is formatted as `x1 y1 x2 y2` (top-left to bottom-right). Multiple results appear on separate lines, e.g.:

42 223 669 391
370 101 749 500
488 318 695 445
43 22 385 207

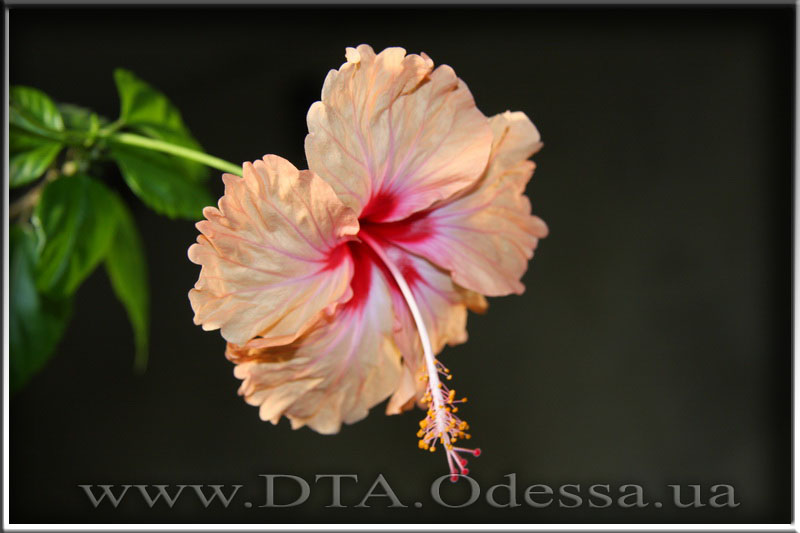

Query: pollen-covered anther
411 362 481 481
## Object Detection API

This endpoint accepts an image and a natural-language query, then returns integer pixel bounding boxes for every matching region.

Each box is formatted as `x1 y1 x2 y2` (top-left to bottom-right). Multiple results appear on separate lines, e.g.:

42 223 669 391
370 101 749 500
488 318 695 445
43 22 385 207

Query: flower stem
110 132 242 176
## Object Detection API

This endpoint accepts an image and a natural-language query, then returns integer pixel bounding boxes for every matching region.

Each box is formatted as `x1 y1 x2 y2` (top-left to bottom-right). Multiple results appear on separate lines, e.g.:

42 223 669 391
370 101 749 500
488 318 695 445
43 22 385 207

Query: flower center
358 191 433 244
359 191 399 223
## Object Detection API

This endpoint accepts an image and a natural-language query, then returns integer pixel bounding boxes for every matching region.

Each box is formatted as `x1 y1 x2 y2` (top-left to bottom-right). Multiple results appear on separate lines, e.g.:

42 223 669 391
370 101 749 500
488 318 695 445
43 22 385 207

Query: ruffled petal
227 255 402 434
305 44 493 223
188 155 359 346
383 111 548 297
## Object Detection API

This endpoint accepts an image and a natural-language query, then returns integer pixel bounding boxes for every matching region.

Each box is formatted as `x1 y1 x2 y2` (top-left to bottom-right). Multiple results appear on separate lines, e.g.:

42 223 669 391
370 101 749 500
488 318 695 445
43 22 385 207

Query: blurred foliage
9 70 224 393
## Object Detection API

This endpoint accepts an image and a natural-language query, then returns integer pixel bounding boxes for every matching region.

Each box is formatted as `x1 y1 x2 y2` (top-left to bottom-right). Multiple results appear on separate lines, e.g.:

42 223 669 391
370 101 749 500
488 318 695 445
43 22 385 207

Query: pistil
359 232 480 481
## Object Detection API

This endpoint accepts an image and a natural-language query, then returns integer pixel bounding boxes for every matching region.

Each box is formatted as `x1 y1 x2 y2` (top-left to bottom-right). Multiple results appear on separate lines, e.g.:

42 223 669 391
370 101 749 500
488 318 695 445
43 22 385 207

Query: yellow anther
446 375 452 380
453 407 459 413
419 419 428 428
448 390 456 401
430 446 436 453
465 434 471 440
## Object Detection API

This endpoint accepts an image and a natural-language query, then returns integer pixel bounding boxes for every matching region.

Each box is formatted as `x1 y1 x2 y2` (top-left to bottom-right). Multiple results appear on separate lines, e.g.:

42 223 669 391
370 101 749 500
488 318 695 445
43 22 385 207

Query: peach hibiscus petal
386 111 548 297
305 44 493 223
227 258 402 434
188 155 359 346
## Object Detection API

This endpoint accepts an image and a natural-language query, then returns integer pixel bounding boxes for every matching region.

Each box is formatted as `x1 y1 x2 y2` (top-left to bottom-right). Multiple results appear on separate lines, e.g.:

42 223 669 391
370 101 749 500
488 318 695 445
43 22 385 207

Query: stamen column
359 233 479 480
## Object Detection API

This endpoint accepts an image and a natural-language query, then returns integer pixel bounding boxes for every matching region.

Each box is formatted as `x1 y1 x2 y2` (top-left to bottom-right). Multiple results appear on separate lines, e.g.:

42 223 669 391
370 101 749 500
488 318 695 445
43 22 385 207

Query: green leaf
105 195 150 371
58 103 109 131
10 127 52 152
10 141 62 188
9 114 65 187
10 86 65 131
109 142 213 220
34 174 119 297
10 86 66 141
113 68 208 181
10 225 72 393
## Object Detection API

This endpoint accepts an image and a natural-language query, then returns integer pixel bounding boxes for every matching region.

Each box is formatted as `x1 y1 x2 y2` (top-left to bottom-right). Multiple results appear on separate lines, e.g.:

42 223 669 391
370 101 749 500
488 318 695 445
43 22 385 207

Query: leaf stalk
109 132 241 176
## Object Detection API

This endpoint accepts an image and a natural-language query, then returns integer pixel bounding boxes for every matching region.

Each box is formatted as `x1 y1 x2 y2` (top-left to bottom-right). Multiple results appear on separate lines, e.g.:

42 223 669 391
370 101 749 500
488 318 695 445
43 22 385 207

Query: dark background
8 5 793 524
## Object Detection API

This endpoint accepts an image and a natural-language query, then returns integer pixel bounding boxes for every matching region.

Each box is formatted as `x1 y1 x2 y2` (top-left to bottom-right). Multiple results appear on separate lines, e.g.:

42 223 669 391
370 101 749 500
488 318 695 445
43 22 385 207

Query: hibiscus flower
188 45 548 479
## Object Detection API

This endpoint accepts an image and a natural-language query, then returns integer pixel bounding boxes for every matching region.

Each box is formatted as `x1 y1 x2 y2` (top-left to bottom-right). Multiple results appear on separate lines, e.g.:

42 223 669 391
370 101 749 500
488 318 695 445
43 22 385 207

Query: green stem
110 132 242 176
